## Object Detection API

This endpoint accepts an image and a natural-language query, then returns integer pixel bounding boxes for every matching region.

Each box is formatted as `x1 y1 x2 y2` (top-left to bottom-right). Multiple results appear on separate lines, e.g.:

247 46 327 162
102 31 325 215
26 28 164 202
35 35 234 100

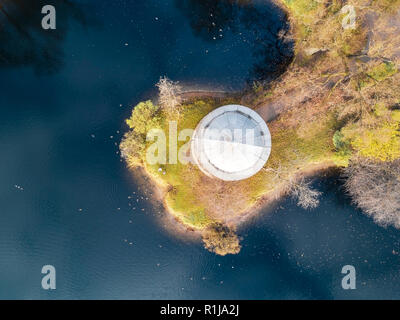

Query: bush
333 130 350 152
202 223 241 256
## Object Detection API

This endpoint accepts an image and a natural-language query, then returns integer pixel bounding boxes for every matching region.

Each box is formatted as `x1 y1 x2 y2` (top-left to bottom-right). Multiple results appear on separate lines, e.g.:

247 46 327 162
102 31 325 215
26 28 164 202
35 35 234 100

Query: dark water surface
0 0 400 299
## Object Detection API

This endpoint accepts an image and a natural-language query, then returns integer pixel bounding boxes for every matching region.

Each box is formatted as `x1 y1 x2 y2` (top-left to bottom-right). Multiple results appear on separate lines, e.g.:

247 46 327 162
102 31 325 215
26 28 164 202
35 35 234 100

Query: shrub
202 223 241 256
333 130 350 152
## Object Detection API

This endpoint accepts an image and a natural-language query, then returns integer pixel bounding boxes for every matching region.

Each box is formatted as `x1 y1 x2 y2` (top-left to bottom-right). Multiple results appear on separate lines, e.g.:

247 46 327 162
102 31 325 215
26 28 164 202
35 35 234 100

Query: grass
128 95 338 231
375 0 400 11
144 98 339 230
120 99 207 229
282 0 320 24
367 61 398 82
142 99 231 229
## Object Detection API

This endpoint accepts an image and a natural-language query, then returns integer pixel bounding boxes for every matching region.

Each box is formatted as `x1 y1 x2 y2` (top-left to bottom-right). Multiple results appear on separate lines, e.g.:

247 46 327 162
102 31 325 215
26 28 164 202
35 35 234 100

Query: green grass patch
367 61 398 82
123 100 344 230
283 0 319 17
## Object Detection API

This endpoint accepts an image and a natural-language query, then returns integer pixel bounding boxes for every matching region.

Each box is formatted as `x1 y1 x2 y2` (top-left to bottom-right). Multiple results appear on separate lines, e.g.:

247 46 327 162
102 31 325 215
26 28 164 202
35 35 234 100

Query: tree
263 151 322 210
343 158 400 228
156 77 182 116
289 178 321 210
120 100 163 167
202 223 241 256
120 131 146 166
340 121 400 162
125 100 162 135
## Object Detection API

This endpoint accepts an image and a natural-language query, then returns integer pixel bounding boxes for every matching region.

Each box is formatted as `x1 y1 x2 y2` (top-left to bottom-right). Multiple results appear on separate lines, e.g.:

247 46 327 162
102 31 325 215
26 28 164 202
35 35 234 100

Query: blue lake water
0 0 400 299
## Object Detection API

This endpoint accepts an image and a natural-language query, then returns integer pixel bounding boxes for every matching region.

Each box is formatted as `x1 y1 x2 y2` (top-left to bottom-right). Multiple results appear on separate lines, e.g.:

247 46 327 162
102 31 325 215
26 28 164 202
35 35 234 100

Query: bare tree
156 76 182 116
263 150 321 210
343 158 400 228
289 177 321 209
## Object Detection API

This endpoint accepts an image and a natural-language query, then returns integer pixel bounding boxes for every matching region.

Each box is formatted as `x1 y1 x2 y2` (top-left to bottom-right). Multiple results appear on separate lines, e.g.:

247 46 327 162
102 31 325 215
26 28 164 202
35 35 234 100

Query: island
120 0 400 255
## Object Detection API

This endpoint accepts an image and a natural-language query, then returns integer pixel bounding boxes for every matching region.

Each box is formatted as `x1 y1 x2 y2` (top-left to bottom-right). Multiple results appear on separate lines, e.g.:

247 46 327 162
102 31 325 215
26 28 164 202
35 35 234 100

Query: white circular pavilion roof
191 104 271 181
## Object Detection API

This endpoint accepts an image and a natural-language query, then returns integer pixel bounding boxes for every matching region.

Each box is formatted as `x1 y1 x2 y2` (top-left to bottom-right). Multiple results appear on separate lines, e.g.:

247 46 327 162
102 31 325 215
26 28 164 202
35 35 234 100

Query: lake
0 0 399 299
